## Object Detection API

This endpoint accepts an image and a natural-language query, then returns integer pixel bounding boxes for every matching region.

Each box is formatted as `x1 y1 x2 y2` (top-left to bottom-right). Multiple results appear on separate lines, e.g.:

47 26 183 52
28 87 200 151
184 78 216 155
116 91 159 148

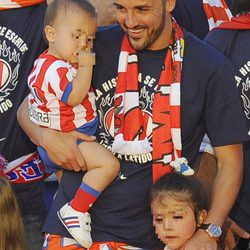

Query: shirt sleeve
45 61 77 104
205 58 248 146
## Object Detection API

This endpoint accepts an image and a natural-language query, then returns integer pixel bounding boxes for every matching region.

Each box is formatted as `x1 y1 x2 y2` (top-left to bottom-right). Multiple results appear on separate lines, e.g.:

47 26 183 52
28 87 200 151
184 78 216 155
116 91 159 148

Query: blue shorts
38 118 98 174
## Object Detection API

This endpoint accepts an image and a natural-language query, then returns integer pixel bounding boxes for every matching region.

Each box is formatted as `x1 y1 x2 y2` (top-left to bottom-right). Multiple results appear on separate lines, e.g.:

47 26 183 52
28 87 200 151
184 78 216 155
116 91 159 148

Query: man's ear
197 210 208 226
44 25 55 43
165 0 176 12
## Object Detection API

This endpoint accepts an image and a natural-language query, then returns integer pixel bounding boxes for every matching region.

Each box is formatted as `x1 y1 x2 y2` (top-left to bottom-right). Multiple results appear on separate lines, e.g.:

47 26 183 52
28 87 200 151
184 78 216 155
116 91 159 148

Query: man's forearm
17 96 90 171
205 144 243 226
17 96 44 147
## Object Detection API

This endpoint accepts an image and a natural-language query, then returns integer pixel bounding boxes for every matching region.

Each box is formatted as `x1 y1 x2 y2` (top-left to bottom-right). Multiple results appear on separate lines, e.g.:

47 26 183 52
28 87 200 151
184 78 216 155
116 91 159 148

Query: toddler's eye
154 217 163 223
87 37 94 43
72 33 80 39
173 215 183 220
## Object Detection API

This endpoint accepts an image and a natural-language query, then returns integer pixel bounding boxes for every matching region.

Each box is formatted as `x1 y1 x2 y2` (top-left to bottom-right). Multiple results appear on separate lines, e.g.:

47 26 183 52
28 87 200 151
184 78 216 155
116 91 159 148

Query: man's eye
115 5 127 13
116 5 122 9
137 7 148 12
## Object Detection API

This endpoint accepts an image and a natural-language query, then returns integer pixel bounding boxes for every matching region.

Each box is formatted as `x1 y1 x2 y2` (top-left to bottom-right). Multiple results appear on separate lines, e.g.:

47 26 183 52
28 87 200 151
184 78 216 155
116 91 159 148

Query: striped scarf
203 0 233 30
112 20 184 182
0 154 8 178
0 0 44 10
216 13 250 29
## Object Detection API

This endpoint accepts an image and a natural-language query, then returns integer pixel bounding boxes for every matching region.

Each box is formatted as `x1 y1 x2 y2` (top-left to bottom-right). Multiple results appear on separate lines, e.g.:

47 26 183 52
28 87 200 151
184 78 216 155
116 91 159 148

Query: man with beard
204 1 250 249
18 0 248 249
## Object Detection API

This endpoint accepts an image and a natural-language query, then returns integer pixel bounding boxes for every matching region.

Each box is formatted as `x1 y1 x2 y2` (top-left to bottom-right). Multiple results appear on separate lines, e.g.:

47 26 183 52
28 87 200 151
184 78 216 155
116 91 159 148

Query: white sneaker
57 203 92 248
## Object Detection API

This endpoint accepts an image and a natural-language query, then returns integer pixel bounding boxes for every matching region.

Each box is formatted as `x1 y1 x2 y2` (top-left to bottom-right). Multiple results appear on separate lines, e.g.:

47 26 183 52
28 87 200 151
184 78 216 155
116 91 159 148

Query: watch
199 223 222 240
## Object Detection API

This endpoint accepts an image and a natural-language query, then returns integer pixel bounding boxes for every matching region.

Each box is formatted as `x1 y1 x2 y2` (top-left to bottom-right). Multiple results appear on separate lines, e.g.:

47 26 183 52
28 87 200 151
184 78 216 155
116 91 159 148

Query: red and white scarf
216 13 250 30
0 0 44 10
0 154 8 178
203 0 233 30
112 20 184 182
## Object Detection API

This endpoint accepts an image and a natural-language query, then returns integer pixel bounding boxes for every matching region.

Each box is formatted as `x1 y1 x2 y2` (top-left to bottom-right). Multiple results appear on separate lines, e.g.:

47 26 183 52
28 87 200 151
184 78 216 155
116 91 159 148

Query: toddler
27 0 120 248
151 173 210 250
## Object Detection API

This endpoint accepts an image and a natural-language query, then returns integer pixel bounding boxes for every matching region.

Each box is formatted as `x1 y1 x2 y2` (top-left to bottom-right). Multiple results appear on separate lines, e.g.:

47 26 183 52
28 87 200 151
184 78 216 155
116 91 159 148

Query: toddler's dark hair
150 173 209 219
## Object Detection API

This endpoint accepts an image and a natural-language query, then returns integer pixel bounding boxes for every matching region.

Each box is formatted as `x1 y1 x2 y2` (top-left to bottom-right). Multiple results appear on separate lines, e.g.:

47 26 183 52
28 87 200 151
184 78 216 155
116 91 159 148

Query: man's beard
127 9 166 51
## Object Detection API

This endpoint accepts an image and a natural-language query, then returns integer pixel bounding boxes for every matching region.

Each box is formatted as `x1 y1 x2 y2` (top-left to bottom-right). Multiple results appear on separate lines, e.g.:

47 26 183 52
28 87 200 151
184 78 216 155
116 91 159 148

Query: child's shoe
57 203 92 248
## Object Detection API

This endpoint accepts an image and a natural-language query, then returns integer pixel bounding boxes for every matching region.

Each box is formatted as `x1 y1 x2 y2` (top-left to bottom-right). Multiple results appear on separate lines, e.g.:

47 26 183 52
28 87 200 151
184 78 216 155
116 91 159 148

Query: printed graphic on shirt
96 73 157 164
29 106 51 127
0 26 28 113
235 60 250 135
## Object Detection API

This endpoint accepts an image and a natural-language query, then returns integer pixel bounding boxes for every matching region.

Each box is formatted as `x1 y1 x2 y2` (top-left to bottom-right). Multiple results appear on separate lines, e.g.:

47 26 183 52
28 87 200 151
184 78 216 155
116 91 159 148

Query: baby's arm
67 52 95 106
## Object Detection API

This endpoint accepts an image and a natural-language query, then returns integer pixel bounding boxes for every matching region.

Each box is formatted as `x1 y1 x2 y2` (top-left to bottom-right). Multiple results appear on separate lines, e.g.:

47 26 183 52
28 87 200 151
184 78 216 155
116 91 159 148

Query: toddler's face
151 197 197 250
51 7 96 64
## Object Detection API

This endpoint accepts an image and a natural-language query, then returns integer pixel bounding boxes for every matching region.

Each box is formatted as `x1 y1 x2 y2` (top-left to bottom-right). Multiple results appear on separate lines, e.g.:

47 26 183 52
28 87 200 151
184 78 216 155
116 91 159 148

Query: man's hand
41 128 95 172
223 218 250 249
184 229 217 250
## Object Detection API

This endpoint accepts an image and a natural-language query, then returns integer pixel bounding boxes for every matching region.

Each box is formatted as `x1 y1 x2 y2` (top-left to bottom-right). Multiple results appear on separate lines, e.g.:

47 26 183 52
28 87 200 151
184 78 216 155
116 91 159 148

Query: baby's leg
70 141 120 212
79 141 120 191
71 142 120 212
57 142 119 248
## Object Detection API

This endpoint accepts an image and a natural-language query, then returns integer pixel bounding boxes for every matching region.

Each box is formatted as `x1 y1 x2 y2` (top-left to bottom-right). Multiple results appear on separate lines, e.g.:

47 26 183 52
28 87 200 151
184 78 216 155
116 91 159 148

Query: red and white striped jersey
28 52 96 132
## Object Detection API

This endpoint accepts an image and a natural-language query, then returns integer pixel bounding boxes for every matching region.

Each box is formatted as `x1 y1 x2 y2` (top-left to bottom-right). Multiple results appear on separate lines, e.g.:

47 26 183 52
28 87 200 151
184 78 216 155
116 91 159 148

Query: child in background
0 176 26 250
27 0 120 248
150 173 210 250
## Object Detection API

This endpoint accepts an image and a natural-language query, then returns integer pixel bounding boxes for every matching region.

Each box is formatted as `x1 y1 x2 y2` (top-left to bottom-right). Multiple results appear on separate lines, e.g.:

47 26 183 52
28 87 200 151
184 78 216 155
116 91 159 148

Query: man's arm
17 97 95 171
185 143 243 250
204 144 243 226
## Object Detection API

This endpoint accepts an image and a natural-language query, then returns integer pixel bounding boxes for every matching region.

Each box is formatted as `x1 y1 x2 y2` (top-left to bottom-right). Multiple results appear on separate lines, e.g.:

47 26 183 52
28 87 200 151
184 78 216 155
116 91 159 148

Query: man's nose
125 11 138 28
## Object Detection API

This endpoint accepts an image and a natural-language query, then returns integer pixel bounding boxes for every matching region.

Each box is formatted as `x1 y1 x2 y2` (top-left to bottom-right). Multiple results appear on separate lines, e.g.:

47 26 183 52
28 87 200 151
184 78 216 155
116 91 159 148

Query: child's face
47 7 96 64
151 197 197 250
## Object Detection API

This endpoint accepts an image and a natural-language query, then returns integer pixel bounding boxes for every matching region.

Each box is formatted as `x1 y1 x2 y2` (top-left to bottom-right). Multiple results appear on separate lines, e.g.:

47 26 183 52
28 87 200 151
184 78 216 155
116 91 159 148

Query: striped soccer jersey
28 52 96 132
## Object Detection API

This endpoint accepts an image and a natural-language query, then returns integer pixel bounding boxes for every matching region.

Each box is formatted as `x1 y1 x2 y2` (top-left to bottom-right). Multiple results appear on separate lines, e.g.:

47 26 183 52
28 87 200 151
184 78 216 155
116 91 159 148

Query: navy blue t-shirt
0 3 48 215
0 3 47 161
172 0 232 39
43 25 247 249
205 27 250 232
